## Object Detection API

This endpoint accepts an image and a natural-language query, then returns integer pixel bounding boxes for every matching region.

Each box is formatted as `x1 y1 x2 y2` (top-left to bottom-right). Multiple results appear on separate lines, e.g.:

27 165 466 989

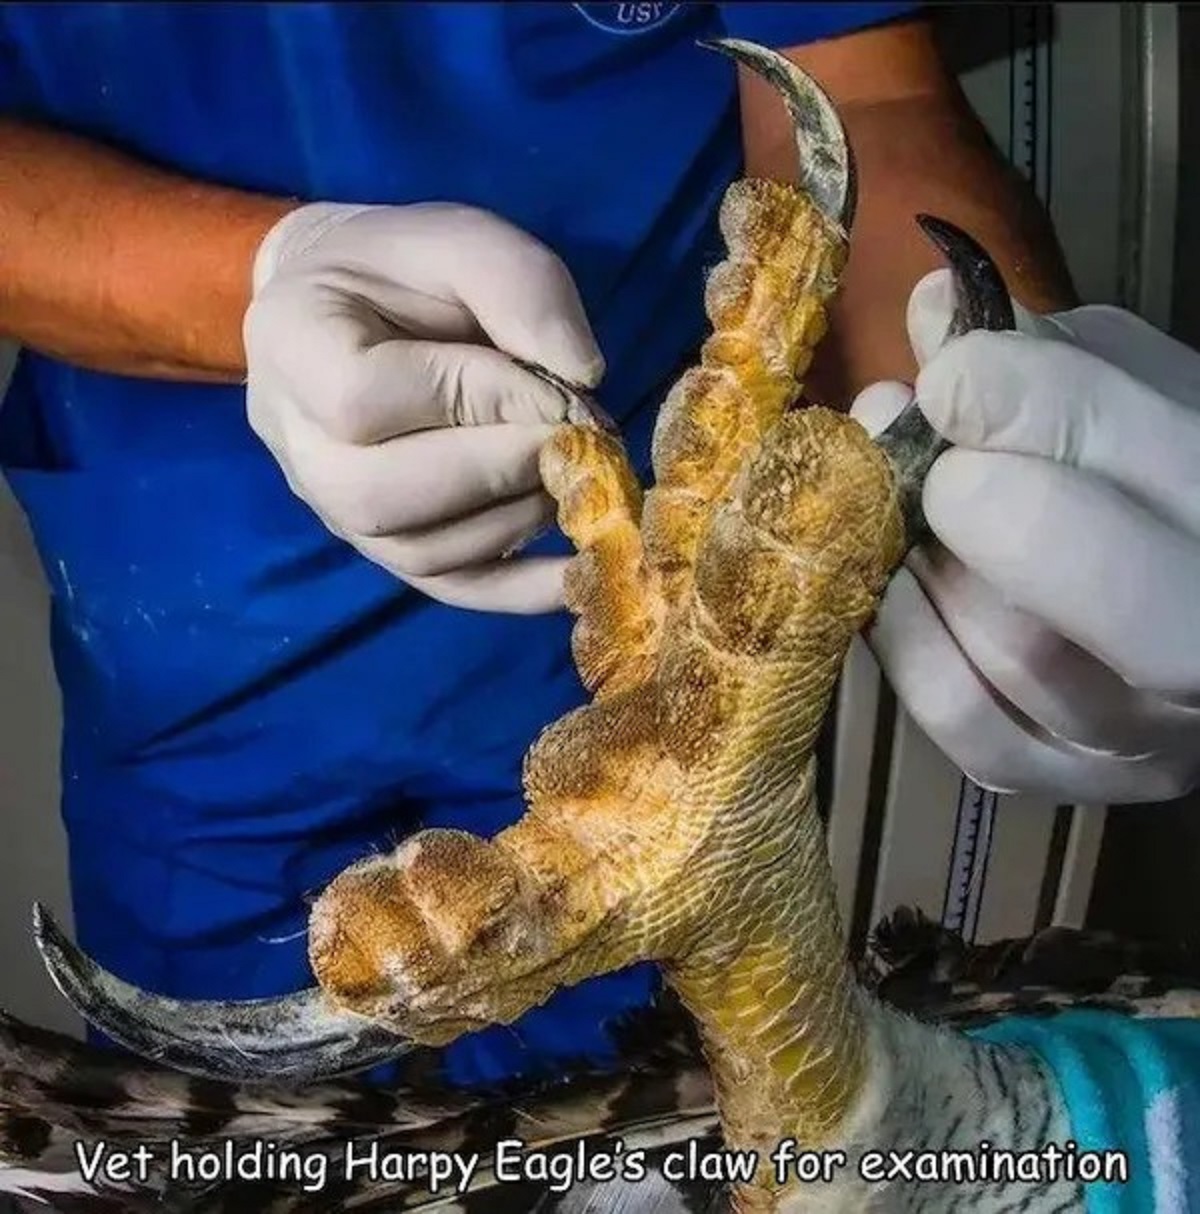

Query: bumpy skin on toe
307 178 903 1064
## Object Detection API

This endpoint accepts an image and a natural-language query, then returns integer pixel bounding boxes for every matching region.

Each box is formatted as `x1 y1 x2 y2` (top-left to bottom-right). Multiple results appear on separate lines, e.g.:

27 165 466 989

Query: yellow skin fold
307 177 909 1210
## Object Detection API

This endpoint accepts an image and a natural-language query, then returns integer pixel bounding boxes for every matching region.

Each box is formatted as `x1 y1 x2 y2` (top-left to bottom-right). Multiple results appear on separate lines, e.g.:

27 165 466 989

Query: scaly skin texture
307 178 907 1210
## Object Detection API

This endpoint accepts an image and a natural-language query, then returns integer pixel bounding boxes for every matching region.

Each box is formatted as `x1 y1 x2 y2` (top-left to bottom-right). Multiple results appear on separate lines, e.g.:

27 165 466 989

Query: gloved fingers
848 377 1190 745
925 448 1200 698
908 268 1200 406
347 205 606 390
341 492 556 581
398 555 569 615
907 543 1192 757
280 413 558 538
866 567 1197 804
321 338 598 441
915 331 1200 536
906 269 954 366
849 381 913 438
905 268 1070 368
1046 305 1200 408
247 283 591 444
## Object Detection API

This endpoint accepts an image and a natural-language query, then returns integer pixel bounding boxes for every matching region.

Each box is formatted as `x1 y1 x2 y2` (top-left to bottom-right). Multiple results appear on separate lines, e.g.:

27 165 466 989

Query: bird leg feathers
7 928 1200 1211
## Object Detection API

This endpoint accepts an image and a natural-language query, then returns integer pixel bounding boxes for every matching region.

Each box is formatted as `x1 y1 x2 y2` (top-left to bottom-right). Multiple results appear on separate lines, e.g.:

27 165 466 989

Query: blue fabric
972 1012 1200 1213
0 1 919 1087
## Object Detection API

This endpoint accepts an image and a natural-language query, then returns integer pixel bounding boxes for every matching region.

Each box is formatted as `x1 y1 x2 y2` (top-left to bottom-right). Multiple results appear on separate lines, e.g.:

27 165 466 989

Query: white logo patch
572 3 682 36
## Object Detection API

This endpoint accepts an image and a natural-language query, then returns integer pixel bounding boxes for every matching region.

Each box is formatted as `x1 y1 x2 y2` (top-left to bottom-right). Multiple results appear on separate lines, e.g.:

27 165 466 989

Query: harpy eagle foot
33 40 1017 1091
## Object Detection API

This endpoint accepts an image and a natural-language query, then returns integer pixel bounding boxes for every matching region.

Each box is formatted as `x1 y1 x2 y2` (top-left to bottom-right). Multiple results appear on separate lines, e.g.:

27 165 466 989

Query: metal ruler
939 4 1053 943
941 779 998 939
1009 4 1054 195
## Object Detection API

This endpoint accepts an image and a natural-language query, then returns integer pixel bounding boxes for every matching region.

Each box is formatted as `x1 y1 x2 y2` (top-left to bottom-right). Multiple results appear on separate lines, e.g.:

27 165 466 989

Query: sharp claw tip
914 213 961 250
913 214 993 268
911 213 1015 333
696 38 753 68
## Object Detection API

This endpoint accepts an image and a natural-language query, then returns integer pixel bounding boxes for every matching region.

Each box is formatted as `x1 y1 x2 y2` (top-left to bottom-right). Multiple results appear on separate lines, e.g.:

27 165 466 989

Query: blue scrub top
0 1 918 1086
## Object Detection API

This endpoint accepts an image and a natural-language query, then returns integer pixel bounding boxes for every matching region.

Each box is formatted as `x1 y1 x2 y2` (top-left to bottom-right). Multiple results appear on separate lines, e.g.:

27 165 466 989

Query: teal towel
972 1011 1200 1213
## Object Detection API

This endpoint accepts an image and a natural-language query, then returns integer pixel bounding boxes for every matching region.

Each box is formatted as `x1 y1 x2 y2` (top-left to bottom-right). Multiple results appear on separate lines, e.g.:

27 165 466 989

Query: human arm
0 121 604 611
736 13 1078 407
0 117 296 380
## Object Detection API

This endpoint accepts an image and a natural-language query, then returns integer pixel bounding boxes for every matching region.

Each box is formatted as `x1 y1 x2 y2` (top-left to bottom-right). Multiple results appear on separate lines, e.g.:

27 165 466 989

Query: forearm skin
0 118 297 381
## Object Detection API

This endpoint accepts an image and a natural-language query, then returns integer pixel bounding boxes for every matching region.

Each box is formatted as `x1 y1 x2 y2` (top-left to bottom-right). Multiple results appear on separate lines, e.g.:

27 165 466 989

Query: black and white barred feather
4 911 1199 1213
865 907 1200 1025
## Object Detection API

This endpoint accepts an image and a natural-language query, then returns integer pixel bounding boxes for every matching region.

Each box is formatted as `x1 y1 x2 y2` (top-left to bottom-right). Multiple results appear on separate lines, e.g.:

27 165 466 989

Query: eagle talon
32 901 409 1084
700 37 855 232
873 215 1017 540
914 213 1016 336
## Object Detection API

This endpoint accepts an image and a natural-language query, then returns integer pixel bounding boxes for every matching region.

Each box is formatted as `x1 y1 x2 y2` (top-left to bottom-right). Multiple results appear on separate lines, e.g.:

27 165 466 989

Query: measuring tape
939 4 1054 943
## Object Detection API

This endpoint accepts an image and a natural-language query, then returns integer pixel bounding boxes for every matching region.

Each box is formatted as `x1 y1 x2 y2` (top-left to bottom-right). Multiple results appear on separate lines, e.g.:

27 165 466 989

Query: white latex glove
244 202 609 613
851 271 1200 804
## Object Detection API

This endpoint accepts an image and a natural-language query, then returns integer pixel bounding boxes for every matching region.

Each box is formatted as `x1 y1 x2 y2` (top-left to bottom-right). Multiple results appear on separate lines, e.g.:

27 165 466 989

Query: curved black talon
915 214 1016 336
875 215 1017 541
33 903 410 1085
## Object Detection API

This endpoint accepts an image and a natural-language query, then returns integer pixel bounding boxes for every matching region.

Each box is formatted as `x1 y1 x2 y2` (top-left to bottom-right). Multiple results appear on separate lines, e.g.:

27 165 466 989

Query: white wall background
0 340 79 1036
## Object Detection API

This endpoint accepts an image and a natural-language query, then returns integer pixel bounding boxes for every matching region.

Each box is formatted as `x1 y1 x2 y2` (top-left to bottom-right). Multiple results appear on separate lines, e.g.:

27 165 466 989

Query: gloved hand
244 202 608 613
851 271 1200 804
